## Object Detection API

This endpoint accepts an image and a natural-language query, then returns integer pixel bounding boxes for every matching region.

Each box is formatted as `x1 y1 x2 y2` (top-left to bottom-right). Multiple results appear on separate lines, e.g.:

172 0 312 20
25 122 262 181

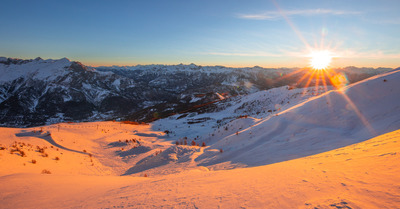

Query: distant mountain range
0 57 394 127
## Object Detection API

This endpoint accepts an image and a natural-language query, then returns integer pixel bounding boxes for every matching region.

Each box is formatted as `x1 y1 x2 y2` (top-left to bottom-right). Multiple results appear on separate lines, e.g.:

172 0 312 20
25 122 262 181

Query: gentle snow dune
197 69 400 169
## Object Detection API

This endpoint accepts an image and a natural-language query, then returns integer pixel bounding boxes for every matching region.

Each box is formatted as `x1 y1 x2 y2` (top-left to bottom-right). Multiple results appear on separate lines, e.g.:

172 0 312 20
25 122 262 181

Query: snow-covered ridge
96 64 298 76
0 57 73 83
196 69 400 169
96 63 393 74
95 63 393 78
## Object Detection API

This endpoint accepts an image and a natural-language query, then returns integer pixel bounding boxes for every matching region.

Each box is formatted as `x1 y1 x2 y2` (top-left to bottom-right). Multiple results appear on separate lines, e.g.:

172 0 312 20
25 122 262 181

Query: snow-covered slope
1 123 399 208
196 69 400 169
152 85 332 141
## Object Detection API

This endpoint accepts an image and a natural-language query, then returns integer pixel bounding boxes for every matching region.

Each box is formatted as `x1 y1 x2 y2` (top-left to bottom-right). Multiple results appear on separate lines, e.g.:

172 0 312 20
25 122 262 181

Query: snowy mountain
0 57 392 127
0 57 137 126
0 69 399 208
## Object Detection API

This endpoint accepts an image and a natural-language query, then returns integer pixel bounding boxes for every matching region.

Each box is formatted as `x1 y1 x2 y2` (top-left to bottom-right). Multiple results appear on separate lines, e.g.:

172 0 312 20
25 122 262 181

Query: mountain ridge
0 57 394 127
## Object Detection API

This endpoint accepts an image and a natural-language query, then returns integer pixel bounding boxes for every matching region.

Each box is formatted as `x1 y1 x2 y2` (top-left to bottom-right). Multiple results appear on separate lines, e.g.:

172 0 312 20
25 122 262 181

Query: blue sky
1 0 399 67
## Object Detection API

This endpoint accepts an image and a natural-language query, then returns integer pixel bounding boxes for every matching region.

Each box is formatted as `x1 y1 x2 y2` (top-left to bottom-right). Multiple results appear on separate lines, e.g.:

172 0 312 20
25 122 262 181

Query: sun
309 50 333 70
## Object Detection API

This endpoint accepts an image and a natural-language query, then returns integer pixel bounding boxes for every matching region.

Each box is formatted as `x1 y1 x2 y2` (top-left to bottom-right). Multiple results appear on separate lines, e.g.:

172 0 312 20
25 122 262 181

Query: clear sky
1 0 399 68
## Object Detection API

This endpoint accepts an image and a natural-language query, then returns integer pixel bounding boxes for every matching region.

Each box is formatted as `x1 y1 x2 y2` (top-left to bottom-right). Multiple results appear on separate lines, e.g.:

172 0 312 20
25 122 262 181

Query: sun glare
309 50 333 70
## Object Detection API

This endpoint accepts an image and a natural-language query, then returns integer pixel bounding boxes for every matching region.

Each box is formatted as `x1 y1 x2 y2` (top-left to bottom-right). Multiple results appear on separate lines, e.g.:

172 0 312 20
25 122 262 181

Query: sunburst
309 50 333 70
269 0 375 136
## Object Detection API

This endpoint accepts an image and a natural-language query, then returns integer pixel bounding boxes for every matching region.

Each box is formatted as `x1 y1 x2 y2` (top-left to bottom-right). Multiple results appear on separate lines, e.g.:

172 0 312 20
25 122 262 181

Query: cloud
367 17 400 25
206 50 400 61
207 52 283 57
238 9 361 20
338 50 400 59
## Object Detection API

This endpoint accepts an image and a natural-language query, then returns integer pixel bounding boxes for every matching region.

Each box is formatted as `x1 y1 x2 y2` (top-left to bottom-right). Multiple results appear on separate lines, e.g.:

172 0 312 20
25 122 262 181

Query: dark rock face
0 57 392 127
